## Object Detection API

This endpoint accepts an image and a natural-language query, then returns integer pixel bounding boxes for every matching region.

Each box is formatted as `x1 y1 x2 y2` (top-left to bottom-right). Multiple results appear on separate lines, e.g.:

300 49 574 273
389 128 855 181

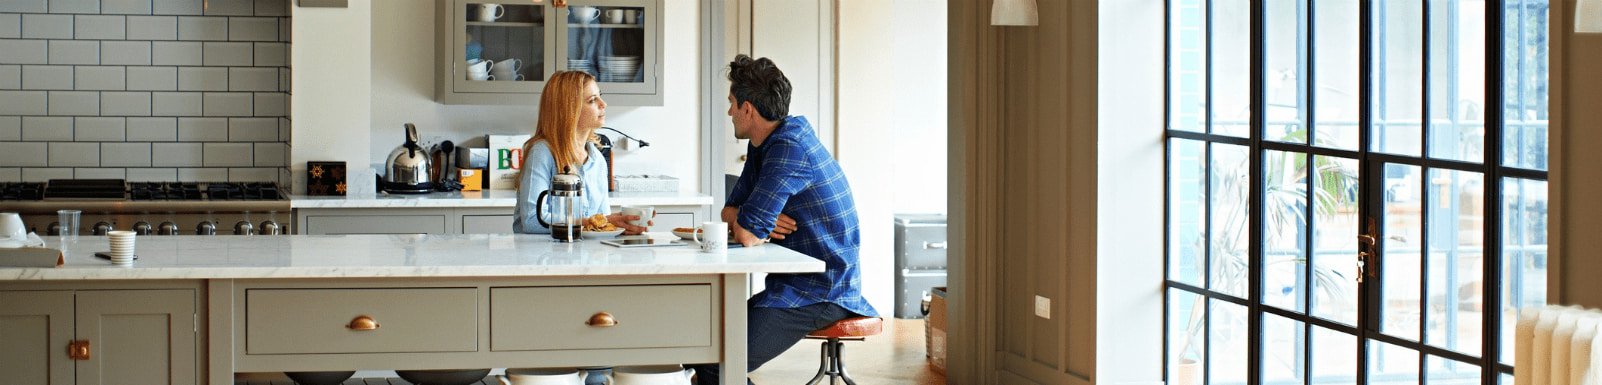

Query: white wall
291 0 375 195
369 0 702 193
890 0 949 215
837 0 897 319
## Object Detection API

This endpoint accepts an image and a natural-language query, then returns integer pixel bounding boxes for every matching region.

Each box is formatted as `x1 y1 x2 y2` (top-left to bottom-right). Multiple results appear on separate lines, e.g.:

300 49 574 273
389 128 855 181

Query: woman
513 71 646 234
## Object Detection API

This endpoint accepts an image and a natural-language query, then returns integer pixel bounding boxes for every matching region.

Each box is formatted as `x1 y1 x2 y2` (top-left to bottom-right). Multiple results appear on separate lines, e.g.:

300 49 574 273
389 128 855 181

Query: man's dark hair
727 54 792 121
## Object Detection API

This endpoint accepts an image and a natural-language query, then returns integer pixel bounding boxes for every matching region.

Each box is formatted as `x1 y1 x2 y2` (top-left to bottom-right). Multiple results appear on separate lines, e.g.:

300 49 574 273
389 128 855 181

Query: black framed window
1164 1 1549 384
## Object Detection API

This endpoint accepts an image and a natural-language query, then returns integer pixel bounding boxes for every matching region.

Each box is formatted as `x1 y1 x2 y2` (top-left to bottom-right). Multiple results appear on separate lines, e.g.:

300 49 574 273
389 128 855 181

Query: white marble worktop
290 190 713 209
0 234 820 280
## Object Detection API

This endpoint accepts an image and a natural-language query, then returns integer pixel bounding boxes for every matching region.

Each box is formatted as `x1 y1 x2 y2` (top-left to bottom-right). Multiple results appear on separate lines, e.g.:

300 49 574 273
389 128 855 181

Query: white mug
492 58 522 73
690 221 729 253
570 6 599 24
612 365 695 385
477 3 505 22
604 9 624 24
497 368 587 385
0 212 24 240
492 72 525 81
620 205 654 229
623 9 640 24
468 71 495 81
467 58 494 73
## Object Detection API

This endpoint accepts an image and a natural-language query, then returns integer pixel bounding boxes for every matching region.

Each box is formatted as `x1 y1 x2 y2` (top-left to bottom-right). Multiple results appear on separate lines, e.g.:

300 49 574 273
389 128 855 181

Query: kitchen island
290 191 715 235
0 234 819 385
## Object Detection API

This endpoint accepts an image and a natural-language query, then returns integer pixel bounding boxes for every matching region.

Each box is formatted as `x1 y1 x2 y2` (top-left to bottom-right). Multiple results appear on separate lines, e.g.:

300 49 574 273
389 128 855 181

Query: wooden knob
347 315 380 331
586 312 617 327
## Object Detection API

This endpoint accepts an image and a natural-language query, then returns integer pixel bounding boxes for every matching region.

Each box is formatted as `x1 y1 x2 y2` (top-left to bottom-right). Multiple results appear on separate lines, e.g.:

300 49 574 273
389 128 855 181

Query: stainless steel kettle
382 123 434 194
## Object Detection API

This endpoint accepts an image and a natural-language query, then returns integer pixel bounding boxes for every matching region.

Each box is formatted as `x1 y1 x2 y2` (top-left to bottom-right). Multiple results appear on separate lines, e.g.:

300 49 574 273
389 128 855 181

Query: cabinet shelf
566 23 645 29
467 21 543 27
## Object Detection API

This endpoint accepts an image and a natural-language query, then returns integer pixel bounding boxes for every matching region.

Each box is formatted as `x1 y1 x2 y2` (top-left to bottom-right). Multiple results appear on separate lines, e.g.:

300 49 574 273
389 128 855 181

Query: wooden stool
803 316 883 385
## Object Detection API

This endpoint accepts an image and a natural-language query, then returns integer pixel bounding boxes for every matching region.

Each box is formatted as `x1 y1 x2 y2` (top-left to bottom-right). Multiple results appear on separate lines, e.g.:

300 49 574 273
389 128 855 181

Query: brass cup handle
586 312 618 327
346 315 380 331
67 340 90 360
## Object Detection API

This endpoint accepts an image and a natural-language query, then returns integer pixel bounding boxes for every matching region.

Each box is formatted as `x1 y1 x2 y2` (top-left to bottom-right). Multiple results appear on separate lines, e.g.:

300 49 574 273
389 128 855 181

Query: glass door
556 0 658 94
453 0 553 94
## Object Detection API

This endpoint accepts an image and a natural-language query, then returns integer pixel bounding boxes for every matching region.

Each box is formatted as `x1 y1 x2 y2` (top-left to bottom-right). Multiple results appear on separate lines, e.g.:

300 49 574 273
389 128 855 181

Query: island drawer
246 288 479 355
490 284 712 351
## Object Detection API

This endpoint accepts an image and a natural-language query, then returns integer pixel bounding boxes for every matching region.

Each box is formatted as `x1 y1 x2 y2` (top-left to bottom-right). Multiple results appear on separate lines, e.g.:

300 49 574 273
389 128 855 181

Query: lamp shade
1581 0 1602 33
991 0 1039 26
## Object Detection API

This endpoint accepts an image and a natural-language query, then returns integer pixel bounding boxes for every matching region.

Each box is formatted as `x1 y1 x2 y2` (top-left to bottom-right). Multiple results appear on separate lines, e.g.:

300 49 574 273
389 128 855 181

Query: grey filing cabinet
894 214 947 319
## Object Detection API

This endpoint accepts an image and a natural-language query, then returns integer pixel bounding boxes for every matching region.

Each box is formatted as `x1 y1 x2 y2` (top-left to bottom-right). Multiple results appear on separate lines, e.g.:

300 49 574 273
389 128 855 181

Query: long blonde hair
521 71 597 184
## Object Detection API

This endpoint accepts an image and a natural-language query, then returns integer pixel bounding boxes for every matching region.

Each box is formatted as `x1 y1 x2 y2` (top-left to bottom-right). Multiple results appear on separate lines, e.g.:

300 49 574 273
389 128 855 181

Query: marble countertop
0 234 820 280
290 190 714 209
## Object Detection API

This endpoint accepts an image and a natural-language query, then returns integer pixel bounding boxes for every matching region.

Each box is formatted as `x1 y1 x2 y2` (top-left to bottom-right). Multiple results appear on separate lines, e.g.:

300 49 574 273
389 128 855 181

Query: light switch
1034 295 1051 319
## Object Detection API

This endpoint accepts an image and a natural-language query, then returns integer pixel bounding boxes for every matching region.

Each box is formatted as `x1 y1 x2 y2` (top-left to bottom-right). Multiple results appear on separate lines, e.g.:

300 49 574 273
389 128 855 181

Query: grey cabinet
0 290 198 385
437 0 664 105
301 214 449 235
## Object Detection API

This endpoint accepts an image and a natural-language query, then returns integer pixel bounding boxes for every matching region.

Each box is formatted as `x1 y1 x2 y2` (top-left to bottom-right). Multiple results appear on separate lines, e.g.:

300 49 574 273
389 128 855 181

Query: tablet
600 237 689 248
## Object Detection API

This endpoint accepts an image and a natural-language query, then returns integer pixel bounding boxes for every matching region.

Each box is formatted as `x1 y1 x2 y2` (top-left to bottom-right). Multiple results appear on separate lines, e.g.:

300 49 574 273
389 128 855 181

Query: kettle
534 167 584 242
383 123 434 194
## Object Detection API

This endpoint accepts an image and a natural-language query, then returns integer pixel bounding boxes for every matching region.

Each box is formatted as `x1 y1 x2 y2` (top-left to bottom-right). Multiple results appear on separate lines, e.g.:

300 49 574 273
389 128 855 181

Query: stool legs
804 338 858 385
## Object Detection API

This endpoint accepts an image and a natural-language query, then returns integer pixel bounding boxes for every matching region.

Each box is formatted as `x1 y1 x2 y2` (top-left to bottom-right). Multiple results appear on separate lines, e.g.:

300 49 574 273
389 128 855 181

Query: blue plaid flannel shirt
727 116 878 317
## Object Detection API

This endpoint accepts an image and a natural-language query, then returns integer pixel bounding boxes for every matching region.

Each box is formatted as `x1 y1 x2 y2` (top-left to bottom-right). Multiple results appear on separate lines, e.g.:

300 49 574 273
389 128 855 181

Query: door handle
923 241 947 250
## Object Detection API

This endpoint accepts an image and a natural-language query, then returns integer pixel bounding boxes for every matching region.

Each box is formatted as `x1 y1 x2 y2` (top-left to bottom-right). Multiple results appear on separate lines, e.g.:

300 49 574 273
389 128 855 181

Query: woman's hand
607 213 651 235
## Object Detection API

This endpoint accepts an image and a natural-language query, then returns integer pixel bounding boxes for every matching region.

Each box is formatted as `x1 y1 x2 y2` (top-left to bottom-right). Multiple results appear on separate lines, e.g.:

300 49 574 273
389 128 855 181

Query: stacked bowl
567 59 595 77
598 55 640 82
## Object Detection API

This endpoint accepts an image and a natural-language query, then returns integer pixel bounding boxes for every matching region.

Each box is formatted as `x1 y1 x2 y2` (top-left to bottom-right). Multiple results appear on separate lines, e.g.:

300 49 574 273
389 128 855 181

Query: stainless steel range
0 179 290 236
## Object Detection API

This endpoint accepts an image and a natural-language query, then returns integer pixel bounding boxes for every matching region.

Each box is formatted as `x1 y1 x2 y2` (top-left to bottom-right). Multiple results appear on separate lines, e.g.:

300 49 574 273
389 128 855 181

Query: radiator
1518 306 1602 385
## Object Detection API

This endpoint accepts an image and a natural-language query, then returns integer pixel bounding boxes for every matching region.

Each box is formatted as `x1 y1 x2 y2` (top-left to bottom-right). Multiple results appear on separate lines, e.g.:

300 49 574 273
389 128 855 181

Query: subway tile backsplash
0 0 289 183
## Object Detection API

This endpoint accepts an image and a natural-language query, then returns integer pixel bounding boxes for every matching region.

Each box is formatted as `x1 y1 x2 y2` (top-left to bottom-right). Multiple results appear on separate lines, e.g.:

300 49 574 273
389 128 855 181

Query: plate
581 229 625 239
671 229 701 240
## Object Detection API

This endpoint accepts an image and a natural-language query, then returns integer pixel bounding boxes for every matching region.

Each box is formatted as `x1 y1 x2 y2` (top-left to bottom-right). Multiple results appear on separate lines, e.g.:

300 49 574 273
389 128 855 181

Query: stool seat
807 316 884 339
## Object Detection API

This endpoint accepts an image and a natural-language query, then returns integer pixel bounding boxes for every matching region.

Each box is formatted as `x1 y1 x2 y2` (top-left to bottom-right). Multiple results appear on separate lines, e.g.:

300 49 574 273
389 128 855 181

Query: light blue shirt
513 140 611 234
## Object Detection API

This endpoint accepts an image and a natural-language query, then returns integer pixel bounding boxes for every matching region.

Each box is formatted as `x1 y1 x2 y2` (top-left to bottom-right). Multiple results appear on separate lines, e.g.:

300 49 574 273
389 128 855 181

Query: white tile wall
0 0 289 183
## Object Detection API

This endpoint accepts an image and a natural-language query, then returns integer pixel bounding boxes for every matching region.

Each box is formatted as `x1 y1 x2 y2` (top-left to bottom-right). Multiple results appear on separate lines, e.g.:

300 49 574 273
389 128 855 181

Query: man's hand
769 213 797 240
732 223 764 247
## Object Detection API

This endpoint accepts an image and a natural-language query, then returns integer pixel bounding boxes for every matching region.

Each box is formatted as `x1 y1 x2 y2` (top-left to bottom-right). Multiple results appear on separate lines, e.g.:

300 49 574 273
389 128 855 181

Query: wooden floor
237 319 945 385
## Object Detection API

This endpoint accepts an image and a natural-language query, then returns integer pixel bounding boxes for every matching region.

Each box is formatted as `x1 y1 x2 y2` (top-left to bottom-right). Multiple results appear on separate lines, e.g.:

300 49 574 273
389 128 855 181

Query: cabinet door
75 290 197 385
449 0 554 94
556 0 659 96
463 214 514 234
303 215 448 235
0 291 74 385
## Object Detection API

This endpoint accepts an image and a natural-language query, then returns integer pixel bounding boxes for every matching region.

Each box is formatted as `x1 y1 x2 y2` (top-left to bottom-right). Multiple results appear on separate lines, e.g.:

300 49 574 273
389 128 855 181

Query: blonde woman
513 71 647 234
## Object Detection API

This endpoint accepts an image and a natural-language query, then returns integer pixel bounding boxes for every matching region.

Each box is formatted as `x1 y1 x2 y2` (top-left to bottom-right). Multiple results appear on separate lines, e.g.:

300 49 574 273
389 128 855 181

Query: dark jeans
691 299 856 385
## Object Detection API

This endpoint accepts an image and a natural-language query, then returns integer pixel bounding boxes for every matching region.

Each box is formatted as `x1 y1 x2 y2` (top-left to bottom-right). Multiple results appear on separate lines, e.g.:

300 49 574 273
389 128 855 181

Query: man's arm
736 138 810 241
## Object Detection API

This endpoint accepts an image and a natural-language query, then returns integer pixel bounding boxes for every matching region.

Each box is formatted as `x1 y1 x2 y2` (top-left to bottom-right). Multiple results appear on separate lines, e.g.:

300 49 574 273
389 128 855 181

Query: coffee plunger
534 167 584 242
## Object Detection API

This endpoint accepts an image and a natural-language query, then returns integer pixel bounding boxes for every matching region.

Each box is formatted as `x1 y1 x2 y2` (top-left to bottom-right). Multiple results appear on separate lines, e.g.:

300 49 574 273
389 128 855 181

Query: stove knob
258 220 283 235
233 221 254 236
158 222 180 236
132 221 154 236
196 221 216 236
47 222 60 236
92 222 113 236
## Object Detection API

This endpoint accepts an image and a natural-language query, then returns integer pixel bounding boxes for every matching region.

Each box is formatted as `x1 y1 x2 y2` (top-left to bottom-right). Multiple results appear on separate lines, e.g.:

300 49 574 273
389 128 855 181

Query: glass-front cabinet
436 0 663 105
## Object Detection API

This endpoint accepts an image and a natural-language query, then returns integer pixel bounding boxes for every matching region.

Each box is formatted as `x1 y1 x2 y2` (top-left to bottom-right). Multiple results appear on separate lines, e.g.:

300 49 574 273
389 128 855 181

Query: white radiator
1518 306 1602 385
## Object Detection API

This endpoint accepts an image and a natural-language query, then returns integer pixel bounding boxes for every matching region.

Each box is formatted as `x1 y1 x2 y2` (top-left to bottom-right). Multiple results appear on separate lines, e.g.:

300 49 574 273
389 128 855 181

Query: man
692 55 878 385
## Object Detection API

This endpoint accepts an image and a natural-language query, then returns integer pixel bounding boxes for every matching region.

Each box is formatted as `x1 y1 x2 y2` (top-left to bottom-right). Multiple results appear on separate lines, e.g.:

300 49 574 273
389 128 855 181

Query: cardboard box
488 134 532 190
458 168 483 191
927 286 947 373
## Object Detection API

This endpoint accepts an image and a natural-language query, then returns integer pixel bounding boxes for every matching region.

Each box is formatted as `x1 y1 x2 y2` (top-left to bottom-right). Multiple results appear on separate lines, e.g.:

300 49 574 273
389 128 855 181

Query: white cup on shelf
476 3 505 22
570 6 599 24
604 9 624 24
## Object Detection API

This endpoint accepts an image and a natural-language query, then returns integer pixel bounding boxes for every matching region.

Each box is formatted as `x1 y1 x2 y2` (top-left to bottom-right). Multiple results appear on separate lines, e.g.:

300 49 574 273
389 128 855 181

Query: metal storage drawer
895 214 948 269
490 285 712 351
245 288 479 355
895 269 947 319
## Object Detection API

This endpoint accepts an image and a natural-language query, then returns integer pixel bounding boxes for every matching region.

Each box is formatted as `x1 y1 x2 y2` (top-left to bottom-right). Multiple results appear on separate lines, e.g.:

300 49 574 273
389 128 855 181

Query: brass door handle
346 315 380 331
1358 234 1376 246
586 312 618 327
67 340 90 360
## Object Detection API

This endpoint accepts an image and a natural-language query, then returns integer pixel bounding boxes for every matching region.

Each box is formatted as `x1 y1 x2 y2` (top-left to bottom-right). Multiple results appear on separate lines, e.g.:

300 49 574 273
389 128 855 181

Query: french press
534 167 584 242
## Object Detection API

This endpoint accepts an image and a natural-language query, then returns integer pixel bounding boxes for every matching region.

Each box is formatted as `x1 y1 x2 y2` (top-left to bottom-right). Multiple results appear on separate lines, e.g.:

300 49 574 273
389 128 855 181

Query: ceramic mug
611 365 695 385
570 6 599 24
492 71 525 81
497 368 587 385
467 58 494 73
492 58 522 73
0 212 24 240
477 3 505 22
604 9 624 24
620 205 654 229
467 71 495 81
690 221 729 253
623 9 640 24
